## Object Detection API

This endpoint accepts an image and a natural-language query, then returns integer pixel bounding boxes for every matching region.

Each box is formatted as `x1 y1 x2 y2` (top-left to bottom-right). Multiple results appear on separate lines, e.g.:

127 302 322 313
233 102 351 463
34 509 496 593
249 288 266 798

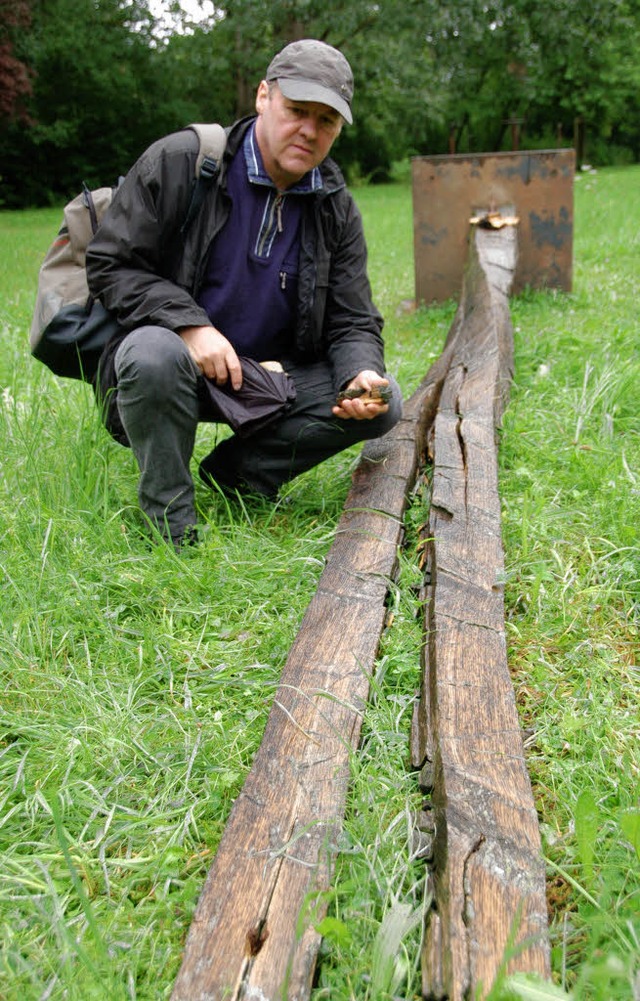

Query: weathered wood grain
171 411 431 1000
416 224 550 999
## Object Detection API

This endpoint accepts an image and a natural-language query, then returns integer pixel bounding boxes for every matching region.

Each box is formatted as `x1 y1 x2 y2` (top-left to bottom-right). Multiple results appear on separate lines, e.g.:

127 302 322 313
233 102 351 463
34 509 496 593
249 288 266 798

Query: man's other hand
332 370 390 421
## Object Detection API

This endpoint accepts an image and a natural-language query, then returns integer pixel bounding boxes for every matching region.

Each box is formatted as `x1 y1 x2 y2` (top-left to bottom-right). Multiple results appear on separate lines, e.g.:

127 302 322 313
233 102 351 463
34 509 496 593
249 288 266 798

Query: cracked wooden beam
412 223 550 999
171 374 434 1000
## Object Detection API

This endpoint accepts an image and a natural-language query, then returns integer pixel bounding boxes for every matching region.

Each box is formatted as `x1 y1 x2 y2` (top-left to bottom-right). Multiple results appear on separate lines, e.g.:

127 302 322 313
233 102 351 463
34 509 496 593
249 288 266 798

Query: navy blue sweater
197 125 322 361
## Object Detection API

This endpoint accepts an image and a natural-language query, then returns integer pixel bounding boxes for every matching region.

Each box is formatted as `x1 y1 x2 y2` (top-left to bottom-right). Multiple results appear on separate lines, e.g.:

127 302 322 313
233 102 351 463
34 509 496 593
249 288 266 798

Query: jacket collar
223 116 346 197
243 122 322 193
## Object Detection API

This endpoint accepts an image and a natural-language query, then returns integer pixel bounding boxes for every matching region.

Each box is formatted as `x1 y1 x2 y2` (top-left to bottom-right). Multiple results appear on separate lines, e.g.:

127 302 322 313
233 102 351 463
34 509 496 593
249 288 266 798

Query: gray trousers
114 326 402 540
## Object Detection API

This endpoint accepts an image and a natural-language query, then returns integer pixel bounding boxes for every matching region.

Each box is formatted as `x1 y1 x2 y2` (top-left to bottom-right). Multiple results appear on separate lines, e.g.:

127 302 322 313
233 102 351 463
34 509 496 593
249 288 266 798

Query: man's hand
332 370 390 421
179 325 243 390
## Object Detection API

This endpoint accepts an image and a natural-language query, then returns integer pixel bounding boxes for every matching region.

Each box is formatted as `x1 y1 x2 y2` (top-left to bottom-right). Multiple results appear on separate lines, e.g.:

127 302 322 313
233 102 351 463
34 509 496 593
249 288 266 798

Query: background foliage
1 0 640 206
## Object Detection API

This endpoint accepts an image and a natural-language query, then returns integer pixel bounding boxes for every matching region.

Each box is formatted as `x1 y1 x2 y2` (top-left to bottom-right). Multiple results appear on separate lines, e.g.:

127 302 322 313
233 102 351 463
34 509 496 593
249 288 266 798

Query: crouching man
86 39 402 548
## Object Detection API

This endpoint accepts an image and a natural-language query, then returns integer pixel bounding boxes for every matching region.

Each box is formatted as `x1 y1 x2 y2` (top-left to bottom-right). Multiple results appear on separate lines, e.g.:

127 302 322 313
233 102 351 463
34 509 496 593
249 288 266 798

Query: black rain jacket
86 116 385 404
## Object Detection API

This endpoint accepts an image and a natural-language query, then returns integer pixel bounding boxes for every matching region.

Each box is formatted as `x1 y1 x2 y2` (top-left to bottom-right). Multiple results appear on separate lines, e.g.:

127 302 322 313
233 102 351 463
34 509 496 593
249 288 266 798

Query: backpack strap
82 182 100 236
181 122 227 237
190 122 227 176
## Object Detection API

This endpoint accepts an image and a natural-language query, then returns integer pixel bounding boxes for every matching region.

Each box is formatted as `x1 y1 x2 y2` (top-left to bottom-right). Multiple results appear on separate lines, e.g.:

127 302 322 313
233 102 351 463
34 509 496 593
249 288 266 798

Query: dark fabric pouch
198 358 297 437
95 353 297 448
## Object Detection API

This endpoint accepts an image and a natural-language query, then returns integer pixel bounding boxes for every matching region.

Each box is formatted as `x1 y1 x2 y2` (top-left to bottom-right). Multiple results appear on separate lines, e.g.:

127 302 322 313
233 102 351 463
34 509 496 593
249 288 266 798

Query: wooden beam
413 224 550 999
171 386 430 1000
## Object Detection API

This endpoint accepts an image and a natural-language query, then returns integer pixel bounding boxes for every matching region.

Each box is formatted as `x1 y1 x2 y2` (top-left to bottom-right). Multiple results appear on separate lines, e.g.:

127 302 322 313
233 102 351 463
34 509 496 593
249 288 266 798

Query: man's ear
255 80 269 114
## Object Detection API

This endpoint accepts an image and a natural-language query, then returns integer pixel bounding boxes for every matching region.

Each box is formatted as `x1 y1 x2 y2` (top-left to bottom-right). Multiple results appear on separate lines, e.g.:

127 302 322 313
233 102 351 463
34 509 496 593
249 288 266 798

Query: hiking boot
199 449 242 496
172 524 200 551
198 446 277 502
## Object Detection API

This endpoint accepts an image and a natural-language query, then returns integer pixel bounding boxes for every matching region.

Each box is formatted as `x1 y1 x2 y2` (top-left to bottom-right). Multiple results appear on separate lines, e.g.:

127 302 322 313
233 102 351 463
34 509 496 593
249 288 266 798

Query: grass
0 165 638 1000
494 166 640 1000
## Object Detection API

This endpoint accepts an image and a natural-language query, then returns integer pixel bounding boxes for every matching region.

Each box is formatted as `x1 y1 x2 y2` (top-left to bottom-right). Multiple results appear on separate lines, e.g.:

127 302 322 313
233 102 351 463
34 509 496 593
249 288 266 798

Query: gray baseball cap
266 39 354 124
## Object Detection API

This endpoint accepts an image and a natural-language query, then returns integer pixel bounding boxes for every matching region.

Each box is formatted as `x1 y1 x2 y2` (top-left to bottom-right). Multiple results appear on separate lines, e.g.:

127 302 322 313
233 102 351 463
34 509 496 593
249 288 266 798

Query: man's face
254 81 343 190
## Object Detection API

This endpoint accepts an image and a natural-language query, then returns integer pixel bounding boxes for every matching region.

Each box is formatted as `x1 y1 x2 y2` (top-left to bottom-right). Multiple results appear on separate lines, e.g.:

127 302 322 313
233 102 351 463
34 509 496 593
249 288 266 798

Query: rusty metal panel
412 149 575 303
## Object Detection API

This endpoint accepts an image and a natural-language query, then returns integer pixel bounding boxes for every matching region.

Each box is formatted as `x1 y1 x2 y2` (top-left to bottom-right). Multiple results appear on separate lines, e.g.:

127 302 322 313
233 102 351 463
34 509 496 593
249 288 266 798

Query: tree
0 0 202 205
0 0 34 122
163 0 441 179
525 0 640 163
418 1 543 153
421 0 640 162
2 0 639 207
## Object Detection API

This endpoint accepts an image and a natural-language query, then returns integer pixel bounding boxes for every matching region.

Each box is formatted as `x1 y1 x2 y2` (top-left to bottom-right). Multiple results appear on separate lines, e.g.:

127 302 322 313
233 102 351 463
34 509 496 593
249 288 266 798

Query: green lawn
0 166 638 1000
